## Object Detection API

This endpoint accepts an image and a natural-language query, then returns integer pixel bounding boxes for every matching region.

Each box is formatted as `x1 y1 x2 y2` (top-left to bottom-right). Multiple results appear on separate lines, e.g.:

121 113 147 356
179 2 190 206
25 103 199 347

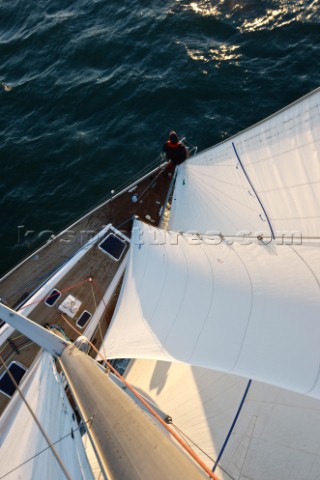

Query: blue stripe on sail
212 379 252 473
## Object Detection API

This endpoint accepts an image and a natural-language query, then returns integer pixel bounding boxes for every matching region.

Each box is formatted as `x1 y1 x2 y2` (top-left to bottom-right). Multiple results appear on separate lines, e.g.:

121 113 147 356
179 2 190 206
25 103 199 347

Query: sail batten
103 220 320 398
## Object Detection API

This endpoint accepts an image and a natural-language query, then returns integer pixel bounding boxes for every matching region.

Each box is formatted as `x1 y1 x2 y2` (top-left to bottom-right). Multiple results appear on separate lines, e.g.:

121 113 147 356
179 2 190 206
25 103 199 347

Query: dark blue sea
1 0 319 276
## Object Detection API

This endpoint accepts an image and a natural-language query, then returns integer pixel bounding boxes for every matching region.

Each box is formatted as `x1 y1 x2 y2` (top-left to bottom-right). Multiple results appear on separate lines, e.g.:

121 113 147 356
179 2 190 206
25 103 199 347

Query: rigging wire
172 423 215 462
60 314 219 480
3 163 164 306
0 341 34 368
132 168 164 203
0 355 72 480
17 277 92 312
115 216 133 231
2 156 175 307
171 423 237 480
0 417 94 480
0 333 25 355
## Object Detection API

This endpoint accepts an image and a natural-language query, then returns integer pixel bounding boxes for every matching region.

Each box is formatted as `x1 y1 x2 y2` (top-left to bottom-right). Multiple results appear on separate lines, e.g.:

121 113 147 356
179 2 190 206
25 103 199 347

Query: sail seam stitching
288 246 320 394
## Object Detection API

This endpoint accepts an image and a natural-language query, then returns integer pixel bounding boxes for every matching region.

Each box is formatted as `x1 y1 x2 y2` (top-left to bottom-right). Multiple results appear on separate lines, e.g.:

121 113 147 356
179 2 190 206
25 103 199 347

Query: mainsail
124 359 320 480
0 351 93 480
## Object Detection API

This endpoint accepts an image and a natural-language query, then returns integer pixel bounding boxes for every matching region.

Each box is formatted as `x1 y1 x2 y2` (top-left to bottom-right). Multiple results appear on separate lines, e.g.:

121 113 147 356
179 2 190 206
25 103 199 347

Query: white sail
125 359 320 480
169 88 320 238
0 351 93 480
102 220 320 398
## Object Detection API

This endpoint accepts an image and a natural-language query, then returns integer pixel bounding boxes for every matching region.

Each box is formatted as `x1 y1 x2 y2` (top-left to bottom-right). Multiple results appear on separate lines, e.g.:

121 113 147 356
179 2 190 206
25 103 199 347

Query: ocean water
0 0 319 276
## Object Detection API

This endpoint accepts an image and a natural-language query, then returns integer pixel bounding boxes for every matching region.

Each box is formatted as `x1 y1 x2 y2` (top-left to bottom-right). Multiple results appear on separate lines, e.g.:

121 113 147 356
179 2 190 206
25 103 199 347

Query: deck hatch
76 310 92 328
0 361 27 398
45 289 61 307
99 233 127 261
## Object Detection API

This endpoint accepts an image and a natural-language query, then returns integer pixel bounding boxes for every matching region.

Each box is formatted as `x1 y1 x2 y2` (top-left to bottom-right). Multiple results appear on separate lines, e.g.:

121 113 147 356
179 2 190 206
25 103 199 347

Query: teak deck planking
0 166 172 413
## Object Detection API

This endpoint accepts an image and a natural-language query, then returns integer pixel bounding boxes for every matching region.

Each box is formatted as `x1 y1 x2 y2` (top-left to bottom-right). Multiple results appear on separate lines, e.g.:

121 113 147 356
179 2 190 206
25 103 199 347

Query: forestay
0 352 93 480
169 88 320 238
102 220 320 398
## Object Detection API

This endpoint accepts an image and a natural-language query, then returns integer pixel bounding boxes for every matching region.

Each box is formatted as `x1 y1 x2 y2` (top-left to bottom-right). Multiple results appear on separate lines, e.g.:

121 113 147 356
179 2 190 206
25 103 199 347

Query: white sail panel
125 359 320 480
170 88 320 238
0 352 93 480
103 220 320 398
82 433 103 480
169 147 263 236
124 359 246 474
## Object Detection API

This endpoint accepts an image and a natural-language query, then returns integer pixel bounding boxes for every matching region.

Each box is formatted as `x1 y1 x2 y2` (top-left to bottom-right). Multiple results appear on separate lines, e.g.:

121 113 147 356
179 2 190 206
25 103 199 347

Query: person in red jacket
163 131 189 171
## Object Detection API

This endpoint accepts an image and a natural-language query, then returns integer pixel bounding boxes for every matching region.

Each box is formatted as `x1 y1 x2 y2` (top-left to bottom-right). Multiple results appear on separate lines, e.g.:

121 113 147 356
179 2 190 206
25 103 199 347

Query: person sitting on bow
163 131 189 171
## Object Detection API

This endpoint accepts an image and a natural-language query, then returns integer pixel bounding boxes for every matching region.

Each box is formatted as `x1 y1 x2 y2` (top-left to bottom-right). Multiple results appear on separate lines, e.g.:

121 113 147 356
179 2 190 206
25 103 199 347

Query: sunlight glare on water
183 0 320 31
0 0 319 275
185 44 241 69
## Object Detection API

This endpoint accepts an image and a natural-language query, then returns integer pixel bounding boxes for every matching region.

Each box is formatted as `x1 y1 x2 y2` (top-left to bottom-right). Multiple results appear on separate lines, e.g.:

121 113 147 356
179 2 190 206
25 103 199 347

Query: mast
0 303 207 480
60 345 207 480
0 350 94 480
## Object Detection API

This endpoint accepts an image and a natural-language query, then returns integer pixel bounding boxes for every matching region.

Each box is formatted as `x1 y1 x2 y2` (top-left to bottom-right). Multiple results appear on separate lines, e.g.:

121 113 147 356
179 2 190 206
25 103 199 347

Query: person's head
169 131 179 144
